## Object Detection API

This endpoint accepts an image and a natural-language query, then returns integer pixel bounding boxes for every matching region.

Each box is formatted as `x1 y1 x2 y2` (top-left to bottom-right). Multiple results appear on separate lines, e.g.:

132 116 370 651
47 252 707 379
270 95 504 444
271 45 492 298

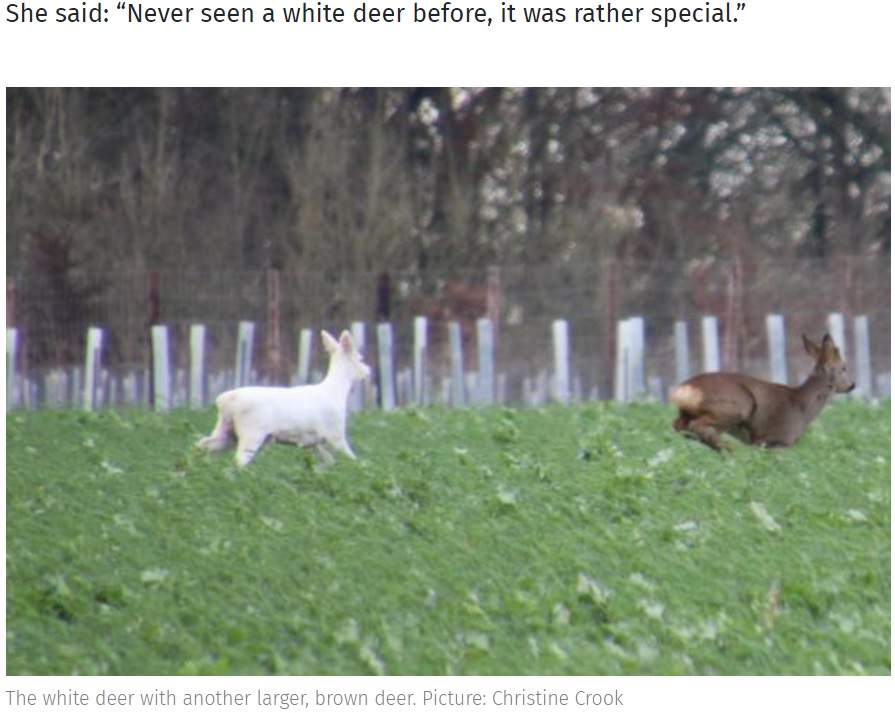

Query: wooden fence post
765 314 788 384
377 322 396 411
674 320 690 386
552 319 570 404
448 321 465 407
265 268 282 383
83 327 104 411
146 270 161 407
476 318 495 405
235 321 255 388
413 316 428 406
723 255 744 371
189 324 206 408
6 279 17 330
7 327 18 411
602 259 620 402
701 315 721 373
151 325 172 411
486 265 501 348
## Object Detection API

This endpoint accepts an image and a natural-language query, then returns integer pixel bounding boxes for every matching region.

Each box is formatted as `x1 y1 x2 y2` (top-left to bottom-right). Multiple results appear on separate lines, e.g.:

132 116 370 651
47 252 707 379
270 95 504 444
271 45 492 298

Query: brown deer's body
670 334 855 451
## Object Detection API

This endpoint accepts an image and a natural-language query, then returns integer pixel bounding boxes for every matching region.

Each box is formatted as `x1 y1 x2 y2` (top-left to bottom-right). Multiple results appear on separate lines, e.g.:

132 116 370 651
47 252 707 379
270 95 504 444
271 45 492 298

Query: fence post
83 327 104 411
413 316 428 406
265 268 282 382
614 319 629 403
602 258 620 402
552 319 570 404
628 316 645 398
350 321 369 410
297 328 313 386
448 321 465 407
853 315 872 398
235 321 255 388
45 368 66 408
701 315 721 373
614 317 645 402
476 318 495 406
189 324 206 408
151 325 172 411
146 270 161 407
674 320 690 386
826 312 846 357
765 314 788 384
6 279 17 331
6 327 18 411
377 322 396 411
486 265 501 348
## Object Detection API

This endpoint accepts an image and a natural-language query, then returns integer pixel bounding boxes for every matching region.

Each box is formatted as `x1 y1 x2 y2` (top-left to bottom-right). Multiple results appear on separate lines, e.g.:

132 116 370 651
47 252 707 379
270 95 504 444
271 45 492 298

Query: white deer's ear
321 330 340 354
339 330 355 353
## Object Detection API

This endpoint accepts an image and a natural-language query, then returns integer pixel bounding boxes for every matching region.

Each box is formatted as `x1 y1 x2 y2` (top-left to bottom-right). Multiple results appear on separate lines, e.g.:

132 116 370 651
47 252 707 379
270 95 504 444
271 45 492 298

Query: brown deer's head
803 333 856 394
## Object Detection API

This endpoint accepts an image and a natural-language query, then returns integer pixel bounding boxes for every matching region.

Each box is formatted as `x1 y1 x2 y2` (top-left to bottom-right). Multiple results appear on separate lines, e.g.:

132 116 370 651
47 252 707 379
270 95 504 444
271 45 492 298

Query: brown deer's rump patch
669 383 703 412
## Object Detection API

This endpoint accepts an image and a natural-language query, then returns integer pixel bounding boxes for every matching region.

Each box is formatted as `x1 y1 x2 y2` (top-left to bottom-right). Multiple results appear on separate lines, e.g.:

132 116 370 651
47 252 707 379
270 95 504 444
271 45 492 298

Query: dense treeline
7 88 890 283
5 88 891 383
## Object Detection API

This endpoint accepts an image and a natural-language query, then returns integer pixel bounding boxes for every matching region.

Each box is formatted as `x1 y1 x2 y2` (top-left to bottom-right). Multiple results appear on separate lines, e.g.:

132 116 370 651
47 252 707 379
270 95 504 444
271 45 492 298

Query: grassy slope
5 402 891 675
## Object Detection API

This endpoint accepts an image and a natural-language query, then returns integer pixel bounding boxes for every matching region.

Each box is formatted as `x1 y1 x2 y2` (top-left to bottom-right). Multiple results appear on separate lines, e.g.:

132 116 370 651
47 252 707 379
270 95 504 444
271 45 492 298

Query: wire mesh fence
6 256 890 409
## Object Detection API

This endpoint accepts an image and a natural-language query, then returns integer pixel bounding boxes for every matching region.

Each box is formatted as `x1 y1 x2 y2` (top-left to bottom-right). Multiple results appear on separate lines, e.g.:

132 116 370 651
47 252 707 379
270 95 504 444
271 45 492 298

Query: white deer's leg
326 433 357 460
197 414 234 451
313 443 335 465
235 429 268 467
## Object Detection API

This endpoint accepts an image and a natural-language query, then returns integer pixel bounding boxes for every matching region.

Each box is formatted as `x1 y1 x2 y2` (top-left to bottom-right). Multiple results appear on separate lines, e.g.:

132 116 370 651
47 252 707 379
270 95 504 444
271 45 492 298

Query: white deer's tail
196 401 236 451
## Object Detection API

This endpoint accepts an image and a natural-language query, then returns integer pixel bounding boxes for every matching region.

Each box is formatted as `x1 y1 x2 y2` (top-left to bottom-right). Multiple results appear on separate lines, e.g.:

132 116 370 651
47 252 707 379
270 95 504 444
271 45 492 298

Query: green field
5 401 891 675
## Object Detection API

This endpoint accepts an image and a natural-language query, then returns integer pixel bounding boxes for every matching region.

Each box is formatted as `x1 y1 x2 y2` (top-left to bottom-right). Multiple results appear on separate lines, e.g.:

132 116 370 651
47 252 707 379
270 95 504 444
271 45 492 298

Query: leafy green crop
5 402 890 675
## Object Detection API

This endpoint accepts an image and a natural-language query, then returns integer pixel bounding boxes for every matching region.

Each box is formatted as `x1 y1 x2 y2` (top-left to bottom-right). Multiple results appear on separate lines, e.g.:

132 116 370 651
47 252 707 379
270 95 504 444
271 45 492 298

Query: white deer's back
218 384 346 444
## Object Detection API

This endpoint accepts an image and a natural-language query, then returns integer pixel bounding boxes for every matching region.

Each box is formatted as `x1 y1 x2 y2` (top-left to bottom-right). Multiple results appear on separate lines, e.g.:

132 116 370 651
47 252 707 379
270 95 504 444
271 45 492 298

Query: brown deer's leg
685 415 734 452
673 412 691 431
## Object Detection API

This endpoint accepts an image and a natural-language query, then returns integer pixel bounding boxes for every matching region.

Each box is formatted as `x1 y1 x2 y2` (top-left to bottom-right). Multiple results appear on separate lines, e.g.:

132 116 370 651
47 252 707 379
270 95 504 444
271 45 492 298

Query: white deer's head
321 330 371 382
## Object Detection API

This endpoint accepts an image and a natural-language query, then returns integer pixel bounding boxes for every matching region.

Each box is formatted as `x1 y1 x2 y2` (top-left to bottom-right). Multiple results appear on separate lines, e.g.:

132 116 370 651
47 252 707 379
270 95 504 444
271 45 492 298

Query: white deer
197 329 371 466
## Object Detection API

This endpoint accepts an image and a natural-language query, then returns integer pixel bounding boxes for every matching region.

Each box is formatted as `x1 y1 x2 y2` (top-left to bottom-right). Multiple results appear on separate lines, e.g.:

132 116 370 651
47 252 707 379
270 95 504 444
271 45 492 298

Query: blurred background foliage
5 88 890 386
8 88 889 277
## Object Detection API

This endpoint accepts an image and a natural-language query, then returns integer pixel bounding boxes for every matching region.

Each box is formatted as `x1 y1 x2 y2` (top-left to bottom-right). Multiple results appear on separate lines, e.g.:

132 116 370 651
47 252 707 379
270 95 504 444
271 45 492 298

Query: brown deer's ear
802 334 821 358
820 333 839 356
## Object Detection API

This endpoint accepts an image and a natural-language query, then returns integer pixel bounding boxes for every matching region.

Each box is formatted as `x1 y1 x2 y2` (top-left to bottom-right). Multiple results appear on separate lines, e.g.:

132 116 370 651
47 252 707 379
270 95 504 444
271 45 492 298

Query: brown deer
670 333 855 451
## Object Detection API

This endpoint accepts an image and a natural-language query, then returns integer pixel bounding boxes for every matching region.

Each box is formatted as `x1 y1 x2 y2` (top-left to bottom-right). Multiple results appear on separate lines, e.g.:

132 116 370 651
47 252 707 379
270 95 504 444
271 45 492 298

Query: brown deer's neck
792 370 835 425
